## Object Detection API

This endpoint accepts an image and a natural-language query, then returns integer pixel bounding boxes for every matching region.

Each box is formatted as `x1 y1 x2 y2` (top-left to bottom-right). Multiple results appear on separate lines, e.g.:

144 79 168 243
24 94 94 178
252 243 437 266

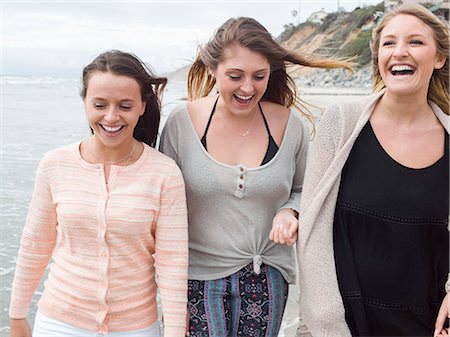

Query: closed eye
93 103 107 109
228 75 241 81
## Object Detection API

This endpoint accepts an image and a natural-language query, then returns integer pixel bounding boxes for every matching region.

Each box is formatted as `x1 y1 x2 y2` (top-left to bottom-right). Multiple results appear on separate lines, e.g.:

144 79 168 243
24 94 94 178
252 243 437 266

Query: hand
10 318 31 337
185 308 190 336
269 208 298 246
434 292 450 337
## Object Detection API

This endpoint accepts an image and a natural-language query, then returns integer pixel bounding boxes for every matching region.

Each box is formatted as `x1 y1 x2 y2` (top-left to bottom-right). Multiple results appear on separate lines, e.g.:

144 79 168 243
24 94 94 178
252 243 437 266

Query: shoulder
289 110 308 128
187 95 216 112
162 103 190 139
325 94 376 119
429 100 450 133
311 92 382 153
145 143 177 165
320 92 383 131
165 102 188 125
285 111 310 143
34 143 80 182
260 101 292 144
260 101 290 120
186 96 217 135
144 144 181 172
41 142 79 165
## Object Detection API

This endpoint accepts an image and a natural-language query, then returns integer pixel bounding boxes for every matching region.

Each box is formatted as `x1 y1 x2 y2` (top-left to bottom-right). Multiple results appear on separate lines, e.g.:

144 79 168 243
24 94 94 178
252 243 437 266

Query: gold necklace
90 139 136 165
221 108 258 137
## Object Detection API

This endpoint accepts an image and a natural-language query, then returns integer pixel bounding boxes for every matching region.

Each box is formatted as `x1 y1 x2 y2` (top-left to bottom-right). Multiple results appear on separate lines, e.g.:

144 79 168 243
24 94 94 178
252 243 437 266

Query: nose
240 77 254 94
392 41 409 58
104 106 120 123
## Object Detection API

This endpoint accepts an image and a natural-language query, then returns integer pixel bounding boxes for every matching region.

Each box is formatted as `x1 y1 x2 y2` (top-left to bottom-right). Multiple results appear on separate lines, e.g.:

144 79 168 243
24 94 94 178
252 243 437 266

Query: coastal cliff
279 2 385 89
168 2 386 90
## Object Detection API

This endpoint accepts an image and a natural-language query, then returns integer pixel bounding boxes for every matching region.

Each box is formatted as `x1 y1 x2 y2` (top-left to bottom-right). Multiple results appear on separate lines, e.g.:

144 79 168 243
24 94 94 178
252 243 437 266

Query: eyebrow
90 97 136 102
225 68 269 73
381 33 427 39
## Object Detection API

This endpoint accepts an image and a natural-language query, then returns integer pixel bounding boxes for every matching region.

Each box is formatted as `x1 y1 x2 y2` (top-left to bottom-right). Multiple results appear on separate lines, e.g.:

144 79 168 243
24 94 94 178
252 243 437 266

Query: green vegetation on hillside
340 30 373 65
278 2 384 67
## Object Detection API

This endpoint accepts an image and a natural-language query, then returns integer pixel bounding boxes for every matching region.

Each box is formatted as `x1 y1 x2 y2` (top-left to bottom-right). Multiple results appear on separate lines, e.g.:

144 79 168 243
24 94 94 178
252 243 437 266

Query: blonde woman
297 4 449 336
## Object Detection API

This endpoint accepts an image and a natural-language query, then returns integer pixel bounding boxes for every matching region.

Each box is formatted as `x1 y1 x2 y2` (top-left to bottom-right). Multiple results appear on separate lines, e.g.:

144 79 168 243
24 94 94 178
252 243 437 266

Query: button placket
235 166 246 198
96 181 110 330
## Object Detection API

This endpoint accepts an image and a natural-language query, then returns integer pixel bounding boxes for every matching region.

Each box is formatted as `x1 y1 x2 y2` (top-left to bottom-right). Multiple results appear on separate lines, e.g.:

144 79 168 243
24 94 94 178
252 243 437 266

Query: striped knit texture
9 142 188 336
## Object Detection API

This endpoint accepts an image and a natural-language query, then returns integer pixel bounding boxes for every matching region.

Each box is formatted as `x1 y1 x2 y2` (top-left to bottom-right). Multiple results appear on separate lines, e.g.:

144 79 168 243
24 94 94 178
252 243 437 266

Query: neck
90 137 136 164
377 91 433 124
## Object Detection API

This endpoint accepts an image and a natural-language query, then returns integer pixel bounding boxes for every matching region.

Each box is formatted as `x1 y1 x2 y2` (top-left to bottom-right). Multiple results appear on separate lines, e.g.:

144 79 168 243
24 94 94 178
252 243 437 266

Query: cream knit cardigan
297 89 450 337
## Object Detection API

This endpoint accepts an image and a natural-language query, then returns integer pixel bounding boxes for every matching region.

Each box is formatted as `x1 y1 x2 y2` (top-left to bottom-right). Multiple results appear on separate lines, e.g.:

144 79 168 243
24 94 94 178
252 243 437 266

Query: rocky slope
167 2 386 91
280 2 386 89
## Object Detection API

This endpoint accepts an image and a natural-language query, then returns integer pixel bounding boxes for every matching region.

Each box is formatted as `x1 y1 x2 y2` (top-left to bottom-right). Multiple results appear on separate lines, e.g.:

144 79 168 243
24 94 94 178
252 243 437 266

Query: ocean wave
1 76 78 85
0 267 15 276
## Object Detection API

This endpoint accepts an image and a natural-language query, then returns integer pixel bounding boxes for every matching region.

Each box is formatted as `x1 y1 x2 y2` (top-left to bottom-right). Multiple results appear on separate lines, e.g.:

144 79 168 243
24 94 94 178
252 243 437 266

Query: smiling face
84 71 145 151
378 14 445 99
212 44 270 115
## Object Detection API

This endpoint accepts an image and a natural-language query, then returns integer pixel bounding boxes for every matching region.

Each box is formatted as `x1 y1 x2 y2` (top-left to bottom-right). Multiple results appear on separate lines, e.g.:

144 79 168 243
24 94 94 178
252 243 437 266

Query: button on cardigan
9 142 188 335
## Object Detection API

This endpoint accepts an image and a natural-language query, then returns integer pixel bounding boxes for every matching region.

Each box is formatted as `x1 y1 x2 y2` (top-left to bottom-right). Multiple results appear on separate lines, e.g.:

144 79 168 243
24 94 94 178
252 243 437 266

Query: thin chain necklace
221 108 258 137
90 139 136 166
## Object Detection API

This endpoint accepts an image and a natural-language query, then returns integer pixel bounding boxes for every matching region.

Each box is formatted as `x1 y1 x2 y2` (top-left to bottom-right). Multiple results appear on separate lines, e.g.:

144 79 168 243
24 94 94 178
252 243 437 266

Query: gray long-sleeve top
160 103 309 283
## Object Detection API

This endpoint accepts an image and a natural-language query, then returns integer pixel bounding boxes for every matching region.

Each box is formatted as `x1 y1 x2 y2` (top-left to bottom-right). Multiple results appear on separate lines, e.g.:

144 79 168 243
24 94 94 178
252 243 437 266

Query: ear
140 101 146 116
434 53 446 70
207 67 216 77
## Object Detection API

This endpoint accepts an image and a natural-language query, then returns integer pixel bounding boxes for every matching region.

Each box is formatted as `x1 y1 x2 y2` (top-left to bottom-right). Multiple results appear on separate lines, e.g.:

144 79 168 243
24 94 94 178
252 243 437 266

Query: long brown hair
188 17 352 127
81 50 167 147
370 4 449 115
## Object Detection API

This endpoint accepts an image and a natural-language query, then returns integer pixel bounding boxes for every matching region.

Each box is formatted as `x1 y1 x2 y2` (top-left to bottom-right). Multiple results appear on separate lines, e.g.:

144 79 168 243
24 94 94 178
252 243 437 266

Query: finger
270 225 280 243
278 224 286 245
269 228 275 241
435 303 449 335
282 225 292 244
287 232 298 246
276 223 284 243
185 306 191 336
439 329 448 337
288 220 299 237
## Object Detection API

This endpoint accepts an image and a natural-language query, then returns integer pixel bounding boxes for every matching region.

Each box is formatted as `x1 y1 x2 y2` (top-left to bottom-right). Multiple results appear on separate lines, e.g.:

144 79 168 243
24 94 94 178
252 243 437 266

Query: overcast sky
2 1 380 78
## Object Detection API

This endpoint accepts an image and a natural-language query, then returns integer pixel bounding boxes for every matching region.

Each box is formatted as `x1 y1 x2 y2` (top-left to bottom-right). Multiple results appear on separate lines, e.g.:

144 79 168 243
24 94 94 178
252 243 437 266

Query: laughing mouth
390 65 415 76
234 94 254 103
100 124 124 133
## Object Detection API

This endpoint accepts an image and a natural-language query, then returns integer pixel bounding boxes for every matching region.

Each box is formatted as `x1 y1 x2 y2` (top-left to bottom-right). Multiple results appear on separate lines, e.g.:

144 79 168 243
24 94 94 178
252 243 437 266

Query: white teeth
103 125 122 132
391 65 414 71
235 94 253 100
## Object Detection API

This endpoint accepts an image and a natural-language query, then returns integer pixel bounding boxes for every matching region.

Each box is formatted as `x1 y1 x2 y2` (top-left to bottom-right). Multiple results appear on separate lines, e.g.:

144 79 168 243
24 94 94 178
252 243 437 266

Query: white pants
33 311 161 337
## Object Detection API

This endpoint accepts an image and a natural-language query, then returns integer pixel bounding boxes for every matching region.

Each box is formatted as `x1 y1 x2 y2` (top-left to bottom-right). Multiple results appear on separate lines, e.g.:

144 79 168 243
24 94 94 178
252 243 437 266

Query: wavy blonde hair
370 4 449 115
188 17 353 128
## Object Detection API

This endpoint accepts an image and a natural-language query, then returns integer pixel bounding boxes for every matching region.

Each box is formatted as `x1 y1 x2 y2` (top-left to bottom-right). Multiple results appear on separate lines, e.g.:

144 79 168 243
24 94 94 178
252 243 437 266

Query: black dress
333 122 449 336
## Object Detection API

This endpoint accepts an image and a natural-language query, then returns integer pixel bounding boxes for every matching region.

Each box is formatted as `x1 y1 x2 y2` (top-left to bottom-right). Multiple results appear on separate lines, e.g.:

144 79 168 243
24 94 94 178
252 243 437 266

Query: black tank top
333 121 449 336
200 96 279 165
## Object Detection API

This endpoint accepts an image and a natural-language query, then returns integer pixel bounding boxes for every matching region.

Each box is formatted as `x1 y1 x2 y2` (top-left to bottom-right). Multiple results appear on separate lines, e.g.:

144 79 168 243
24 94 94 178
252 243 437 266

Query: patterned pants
187 263 289 337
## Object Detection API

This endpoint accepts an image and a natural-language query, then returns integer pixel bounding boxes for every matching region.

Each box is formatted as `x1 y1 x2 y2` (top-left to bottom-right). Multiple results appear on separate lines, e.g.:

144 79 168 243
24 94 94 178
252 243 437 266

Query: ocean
0 75 369 336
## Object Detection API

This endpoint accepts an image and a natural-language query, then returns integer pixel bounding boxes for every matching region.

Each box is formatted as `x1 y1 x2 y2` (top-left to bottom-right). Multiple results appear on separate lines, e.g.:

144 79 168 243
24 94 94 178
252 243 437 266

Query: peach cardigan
9 142 188 336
